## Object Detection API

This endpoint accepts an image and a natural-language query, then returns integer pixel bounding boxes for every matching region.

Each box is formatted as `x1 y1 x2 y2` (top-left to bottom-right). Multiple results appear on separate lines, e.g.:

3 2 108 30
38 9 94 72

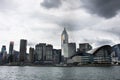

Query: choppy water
0 66 120 80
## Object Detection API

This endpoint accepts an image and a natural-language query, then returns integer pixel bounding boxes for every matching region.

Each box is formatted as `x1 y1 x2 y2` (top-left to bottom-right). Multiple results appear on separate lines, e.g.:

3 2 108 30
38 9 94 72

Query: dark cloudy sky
0 0 120 52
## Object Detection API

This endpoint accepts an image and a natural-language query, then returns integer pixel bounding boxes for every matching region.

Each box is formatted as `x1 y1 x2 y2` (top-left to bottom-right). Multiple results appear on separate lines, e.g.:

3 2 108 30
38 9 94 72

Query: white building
61 28 69 58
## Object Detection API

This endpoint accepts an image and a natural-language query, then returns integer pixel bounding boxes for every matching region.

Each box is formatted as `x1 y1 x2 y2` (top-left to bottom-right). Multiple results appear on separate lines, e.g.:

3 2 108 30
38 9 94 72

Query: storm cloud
0 0 120 52
81 0 120 18
40 0 120 18
41 0 62 9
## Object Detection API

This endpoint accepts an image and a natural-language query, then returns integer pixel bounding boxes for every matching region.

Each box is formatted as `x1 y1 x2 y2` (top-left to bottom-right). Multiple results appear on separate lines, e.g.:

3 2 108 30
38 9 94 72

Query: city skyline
0 0 120 52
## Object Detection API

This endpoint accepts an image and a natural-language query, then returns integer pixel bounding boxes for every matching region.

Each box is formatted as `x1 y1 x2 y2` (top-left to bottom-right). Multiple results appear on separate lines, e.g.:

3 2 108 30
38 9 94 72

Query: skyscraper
9 41 14 54
1 45 7 63
53 49 61 64
9 41 14 62
35 43 46 61
68 43 76 57
61 28 69 58
46 44 53 61
19 39 27 62
29 47 34 63
1 45 6 54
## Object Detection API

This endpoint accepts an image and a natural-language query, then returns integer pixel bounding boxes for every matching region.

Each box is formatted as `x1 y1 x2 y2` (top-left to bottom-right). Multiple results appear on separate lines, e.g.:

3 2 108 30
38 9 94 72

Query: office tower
2 51 7 63
35 43 46 61
9 41 14 54
53 49 61 64
79 43 92 52
46 44 53 61
1 45 7 63
9 41 14 62
29 47 34 63
1 45 6 54
61 28 69 58
1 45 6 58
19 39 27 62
13 50 19 62
68 43 76 57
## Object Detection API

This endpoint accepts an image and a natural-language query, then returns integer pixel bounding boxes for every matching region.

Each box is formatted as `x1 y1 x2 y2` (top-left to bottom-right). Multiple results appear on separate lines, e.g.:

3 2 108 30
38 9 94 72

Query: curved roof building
67 45 112 64
87 45 112 56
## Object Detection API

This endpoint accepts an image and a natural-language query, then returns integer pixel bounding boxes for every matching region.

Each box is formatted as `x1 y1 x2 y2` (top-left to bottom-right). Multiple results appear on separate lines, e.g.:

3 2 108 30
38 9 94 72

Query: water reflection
0 66 120 80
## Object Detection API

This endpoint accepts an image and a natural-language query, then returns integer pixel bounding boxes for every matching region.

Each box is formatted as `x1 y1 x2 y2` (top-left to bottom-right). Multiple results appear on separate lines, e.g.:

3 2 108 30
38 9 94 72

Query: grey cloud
102 28 120 37
95 39 114 47
91 26 120 37
55 17 100 31
31 12 85 31
0 0 8 10
41 0 62 9
27 42 35 46
0 0 16 12
81 0 120 18
56 19 84 31
82 38 114 47
0 27 10 31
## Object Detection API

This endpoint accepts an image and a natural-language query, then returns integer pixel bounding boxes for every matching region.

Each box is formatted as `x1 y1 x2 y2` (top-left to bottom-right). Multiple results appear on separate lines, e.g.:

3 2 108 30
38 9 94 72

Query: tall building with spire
61 28 69 58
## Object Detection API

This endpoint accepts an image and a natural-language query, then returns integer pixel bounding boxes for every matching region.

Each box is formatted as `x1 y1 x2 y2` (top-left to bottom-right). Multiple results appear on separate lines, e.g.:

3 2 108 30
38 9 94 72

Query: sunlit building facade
61 28 69 58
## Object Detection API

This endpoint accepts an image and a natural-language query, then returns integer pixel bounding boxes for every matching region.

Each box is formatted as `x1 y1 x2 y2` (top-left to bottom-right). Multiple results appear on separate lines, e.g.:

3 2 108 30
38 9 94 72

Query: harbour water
0 66 120 80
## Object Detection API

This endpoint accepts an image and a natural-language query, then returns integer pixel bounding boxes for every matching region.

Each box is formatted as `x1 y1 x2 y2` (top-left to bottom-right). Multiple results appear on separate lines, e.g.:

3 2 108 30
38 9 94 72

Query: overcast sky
0 0 120 52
